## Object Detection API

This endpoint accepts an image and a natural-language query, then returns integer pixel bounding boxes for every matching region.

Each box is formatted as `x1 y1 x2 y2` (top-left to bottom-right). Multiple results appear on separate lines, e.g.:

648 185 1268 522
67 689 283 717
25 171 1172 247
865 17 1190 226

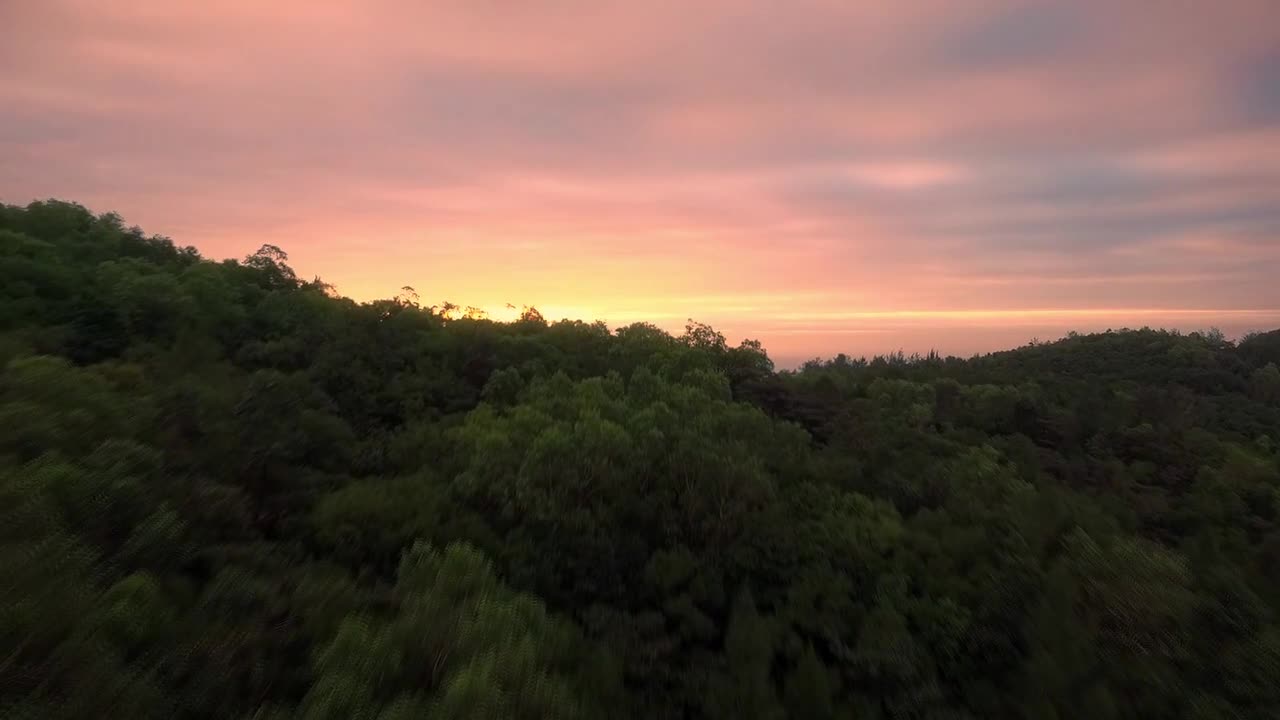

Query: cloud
1 0 1277 359
934 2 1086 68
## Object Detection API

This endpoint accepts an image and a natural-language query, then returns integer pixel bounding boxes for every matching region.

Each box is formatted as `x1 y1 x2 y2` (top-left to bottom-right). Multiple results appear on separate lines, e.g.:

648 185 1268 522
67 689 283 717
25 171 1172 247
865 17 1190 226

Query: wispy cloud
1 0 1277 359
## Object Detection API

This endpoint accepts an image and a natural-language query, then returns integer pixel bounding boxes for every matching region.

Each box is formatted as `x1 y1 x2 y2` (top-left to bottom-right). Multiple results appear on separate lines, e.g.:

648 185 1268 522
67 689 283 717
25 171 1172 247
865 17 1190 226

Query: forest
2 199 1279 719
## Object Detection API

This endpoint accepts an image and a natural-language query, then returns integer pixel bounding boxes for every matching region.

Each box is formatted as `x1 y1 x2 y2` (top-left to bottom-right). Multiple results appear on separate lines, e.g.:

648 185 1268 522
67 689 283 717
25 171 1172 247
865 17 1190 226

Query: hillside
3 200 1279 719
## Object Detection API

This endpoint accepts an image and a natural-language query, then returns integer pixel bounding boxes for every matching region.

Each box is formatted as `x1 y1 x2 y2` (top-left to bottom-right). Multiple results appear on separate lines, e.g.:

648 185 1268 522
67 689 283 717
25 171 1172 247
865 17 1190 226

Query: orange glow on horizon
1 1 1277 364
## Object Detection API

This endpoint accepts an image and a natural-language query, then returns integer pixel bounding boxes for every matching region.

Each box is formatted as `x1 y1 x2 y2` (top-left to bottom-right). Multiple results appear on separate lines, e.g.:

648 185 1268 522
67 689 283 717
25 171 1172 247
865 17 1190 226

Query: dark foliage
2 200 1279 719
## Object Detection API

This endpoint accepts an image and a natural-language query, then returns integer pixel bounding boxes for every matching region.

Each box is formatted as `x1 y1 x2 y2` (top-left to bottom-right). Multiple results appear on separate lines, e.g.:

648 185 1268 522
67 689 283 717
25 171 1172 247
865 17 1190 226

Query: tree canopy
2 199 1279 719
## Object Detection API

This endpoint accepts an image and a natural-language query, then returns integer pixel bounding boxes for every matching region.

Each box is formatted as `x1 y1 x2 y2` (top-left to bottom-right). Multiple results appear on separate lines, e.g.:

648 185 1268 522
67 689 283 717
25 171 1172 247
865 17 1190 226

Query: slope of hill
3 200 1278 719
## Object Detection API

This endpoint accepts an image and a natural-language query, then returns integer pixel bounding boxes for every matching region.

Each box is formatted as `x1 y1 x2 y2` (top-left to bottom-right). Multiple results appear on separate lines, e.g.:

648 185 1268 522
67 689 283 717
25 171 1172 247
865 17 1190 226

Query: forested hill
3 199 1279 719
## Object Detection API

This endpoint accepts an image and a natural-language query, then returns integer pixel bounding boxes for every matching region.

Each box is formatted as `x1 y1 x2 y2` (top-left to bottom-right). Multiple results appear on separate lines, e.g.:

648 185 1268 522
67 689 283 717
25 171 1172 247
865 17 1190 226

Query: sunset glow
2 1 1278 364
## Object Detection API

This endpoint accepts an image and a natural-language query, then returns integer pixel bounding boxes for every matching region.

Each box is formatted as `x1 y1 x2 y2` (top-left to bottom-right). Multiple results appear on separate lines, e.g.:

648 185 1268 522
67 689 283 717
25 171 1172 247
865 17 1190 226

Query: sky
2 1 1278 366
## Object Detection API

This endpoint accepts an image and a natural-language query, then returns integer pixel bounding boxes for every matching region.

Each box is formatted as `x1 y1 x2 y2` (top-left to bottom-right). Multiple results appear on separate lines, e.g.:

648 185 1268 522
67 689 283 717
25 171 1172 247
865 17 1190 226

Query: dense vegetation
2 199 1279 719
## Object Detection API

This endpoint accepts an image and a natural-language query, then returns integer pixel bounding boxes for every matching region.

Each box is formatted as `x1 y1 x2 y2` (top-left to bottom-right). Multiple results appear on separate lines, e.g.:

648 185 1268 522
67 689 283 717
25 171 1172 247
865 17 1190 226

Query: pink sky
3 1 1278 365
